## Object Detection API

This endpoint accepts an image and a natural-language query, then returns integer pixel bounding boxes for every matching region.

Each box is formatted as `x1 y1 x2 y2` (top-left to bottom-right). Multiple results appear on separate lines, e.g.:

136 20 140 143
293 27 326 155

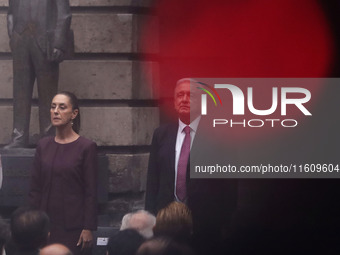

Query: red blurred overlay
141 0 335 141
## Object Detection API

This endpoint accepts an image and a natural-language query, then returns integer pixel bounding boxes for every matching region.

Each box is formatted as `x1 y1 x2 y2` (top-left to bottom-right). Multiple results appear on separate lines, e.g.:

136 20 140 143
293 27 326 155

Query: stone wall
0 0 158 226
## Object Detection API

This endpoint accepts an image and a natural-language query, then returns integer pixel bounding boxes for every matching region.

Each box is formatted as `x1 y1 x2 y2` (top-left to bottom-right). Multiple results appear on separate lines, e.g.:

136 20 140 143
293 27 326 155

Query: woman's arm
82 141 98 230
76 141 98 249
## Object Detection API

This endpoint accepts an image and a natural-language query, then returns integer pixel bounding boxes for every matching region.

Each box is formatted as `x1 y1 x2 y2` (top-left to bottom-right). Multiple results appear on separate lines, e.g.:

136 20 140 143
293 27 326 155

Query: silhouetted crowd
0 203 195 255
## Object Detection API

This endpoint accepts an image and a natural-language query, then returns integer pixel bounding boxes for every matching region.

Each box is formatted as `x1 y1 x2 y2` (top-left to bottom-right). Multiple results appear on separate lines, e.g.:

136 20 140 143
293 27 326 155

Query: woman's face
50 94 78 128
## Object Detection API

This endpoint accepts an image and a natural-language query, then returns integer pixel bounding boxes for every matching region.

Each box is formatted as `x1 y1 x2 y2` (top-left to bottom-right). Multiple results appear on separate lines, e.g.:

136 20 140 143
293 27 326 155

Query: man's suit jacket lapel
168 123 178 185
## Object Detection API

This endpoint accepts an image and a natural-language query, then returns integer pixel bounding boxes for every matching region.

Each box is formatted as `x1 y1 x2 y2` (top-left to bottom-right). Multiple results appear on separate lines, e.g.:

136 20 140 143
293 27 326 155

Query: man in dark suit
5 0 72 148
145 78 237 255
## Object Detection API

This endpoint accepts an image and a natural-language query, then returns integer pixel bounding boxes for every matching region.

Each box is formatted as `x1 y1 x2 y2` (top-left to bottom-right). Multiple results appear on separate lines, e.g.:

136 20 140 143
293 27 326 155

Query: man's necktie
176 126 191 201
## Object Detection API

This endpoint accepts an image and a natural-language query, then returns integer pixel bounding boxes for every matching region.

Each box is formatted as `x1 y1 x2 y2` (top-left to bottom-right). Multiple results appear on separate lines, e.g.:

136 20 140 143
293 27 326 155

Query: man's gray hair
175 78 199 88
120 210 156 239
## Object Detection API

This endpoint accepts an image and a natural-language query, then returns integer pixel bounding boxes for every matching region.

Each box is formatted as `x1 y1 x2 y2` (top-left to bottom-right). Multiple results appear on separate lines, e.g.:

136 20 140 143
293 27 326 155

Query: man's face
174 81 200 121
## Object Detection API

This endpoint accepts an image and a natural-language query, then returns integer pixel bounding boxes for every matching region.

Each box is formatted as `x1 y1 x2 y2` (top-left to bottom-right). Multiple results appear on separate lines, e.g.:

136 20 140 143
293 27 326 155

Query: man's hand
51 48 64 63
77 229 93 251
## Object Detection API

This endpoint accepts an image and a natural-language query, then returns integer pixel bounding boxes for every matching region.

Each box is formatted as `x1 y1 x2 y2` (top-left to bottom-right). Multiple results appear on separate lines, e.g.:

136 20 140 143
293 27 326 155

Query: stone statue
4 0 73 149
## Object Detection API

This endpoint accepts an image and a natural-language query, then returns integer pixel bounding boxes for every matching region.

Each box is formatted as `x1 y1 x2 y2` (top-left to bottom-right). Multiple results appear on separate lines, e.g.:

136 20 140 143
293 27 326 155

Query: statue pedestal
0 149 34 207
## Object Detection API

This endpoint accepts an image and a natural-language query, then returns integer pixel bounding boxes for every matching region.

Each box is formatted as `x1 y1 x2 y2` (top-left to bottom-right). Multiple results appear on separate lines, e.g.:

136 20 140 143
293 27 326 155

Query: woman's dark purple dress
29 136 98 255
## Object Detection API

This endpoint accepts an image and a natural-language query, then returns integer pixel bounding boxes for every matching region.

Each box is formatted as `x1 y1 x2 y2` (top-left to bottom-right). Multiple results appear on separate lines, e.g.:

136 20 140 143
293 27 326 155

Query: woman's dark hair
57 91 81 133
154 202 193 243
10 207 50 251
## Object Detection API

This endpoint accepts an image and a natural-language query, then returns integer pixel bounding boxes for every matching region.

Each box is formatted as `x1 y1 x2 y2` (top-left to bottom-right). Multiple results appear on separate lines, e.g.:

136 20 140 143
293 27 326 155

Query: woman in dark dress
29 91 97 255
